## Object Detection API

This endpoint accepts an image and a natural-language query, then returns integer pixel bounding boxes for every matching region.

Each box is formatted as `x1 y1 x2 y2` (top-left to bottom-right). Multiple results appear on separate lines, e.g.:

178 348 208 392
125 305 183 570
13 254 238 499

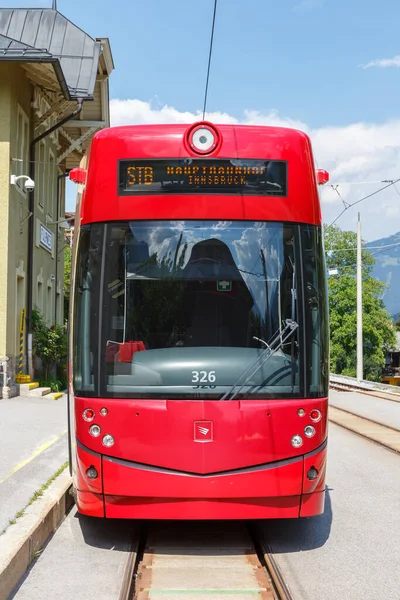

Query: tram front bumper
74 441 327 519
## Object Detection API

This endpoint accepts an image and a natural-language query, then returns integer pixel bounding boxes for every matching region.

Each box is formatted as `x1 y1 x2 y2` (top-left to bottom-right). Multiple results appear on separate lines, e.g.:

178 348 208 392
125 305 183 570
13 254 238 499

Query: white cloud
110 99 237 126
106 98 400 241
361 55 400 69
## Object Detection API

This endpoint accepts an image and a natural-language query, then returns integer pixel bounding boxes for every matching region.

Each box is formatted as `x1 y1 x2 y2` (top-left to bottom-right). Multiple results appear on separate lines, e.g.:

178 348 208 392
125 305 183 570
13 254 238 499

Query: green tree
325 224 396 381
64 245 72 321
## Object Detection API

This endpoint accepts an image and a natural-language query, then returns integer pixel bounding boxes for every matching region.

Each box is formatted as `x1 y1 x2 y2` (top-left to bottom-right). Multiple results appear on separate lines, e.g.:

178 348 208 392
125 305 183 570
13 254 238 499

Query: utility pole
357 212 363 381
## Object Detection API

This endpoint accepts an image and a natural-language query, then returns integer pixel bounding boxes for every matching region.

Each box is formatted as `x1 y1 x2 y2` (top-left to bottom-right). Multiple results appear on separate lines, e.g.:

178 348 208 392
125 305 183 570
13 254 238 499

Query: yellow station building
0 5 113 396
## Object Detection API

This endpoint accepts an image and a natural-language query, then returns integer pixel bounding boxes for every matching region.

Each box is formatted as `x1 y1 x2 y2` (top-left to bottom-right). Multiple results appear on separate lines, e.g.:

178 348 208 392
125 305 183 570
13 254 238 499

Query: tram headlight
100 408 108 416
102 434 114 447
304 425 316 438
192 127 215 152
83 408 95 422
297 408 305 417
291 434 303 448
186 122 220 155
89 424 101 437
310 409 322 422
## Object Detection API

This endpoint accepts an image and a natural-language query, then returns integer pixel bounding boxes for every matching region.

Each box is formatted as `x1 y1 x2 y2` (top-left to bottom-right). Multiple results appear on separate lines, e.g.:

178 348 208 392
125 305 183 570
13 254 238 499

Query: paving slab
144 566 262 591
146 595 264 600
149 553 258 568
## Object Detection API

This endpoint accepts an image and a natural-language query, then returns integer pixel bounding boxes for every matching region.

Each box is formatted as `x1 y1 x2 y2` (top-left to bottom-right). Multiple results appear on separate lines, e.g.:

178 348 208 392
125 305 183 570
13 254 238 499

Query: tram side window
302 226 329 396
73 226 102 394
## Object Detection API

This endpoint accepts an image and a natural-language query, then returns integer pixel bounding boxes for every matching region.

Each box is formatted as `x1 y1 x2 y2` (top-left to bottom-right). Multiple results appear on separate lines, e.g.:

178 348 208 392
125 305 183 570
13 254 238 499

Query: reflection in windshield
125 221 288 338
73 221 328 399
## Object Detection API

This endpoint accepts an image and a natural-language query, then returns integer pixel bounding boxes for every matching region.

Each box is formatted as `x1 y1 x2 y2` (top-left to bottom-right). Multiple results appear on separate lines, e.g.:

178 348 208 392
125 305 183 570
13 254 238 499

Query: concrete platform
26 387 51 397
11 508 135 600
0 472 71 600
0 394 67 534
17 384 38 395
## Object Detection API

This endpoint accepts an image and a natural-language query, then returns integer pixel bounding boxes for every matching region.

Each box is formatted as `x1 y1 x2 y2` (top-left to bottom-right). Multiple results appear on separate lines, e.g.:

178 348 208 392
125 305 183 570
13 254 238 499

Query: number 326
191 370 216 383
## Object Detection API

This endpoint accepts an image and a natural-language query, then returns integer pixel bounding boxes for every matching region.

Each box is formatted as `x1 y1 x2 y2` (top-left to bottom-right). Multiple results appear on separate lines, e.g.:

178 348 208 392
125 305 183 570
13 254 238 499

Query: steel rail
118 528 142 600
260 544 294 600
248 526 294 600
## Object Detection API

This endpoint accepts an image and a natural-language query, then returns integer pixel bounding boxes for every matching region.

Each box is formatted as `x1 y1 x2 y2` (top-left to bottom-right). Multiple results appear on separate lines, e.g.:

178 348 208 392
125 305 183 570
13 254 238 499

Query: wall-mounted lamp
10 174 35 191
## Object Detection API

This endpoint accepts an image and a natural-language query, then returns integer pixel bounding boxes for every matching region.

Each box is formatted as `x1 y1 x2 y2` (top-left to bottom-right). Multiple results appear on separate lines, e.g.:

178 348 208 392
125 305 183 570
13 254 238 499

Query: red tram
68 122 329 519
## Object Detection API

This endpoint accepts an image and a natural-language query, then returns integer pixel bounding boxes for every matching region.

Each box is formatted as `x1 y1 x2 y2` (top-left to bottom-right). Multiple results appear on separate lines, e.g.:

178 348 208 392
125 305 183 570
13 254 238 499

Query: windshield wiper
219 319 299 401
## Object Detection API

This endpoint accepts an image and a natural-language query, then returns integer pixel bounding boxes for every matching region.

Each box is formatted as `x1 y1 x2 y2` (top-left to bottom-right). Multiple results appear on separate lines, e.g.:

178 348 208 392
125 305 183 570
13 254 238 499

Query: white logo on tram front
198 426 209 435
194 421 213 442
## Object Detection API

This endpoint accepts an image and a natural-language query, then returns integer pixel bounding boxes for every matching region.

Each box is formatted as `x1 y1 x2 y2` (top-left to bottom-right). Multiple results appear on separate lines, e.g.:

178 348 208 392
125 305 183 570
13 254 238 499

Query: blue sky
4 0 400 239
12 0 399 127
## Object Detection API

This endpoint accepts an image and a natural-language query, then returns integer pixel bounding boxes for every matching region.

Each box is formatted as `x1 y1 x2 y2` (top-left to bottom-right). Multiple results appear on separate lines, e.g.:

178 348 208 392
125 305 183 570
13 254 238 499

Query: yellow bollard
15 308 30 384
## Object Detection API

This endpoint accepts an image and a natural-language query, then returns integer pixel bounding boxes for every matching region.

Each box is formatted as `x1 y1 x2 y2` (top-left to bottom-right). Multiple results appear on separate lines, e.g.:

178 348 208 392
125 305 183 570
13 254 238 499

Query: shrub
38 375 65 393
32 308 67 388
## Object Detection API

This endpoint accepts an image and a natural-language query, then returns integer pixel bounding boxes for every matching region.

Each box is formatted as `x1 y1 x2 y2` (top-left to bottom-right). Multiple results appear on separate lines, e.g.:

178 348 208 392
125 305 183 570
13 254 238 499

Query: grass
0 461 69 536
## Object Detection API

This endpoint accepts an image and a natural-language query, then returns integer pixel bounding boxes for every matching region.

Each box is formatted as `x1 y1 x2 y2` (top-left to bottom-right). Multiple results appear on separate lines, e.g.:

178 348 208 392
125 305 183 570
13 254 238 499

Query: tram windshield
73 220 328 399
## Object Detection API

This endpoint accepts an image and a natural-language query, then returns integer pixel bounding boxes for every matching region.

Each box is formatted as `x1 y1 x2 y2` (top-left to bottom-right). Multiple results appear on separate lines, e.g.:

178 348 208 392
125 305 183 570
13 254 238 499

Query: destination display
118 159 287 196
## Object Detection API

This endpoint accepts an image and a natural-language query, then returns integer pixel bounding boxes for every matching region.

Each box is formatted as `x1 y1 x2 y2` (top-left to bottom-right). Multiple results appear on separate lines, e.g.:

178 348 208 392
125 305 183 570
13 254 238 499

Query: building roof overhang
0 7 114 170
0 8 102 100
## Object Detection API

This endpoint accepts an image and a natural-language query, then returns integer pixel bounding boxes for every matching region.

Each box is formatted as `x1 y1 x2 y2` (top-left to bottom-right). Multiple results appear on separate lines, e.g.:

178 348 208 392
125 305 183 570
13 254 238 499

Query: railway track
119 522 293 600
330 378 400 403
329 405 400 453
329 378 400 453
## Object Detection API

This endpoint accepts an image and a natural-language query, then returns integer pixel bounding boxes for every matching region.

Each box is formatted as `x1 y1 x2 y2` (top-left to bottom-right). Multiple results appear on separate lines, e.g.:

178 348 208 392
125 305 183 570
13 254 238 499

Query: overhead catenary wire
331 185 350 209
391 182 400 198
327 240 400 253
329 178 400 226
202 0 218 121
329 180 397 186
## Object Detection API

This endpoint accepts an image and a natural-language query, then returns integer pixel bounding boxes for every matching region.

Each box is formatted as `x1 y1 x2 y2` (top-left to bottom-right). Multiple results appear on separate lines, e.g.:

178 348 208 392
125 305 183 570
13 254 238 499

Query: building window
15 106 30 196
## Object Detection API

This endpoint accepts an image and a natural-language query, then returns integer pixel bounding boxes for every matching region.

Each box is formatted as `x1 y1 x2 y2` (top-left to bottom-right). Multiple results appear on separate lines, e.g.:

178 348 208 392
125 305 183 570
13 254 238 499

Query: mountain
366 232 400 317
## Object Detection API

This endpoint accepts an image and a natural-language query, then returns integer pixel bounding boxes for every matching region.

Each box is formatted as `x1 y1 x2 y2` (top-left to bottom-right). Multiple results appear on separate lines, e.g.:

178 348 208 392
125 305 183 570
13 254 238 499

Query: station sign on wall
36 220 54 255
40 224 53 252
